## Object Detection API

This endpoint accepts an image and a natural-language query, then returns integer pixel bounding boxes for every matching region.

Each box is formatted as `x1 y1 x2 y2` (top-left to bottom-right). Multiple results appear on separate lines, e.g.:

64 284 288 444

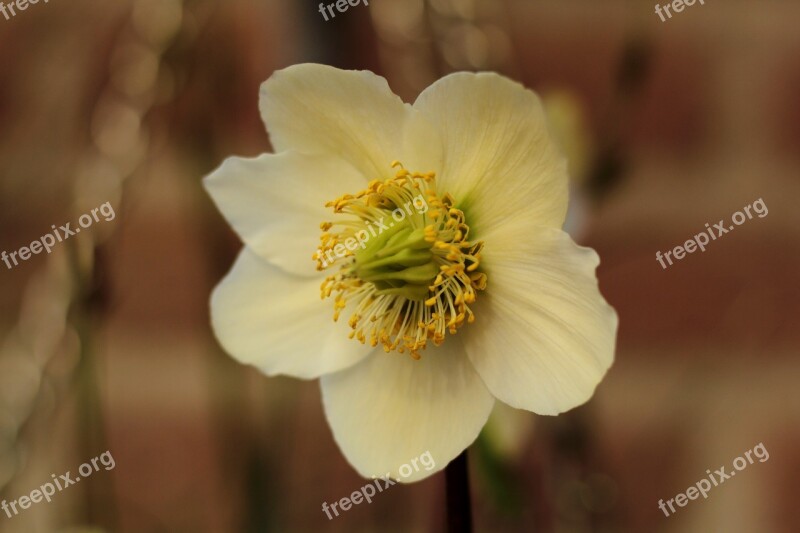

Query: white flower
204 64 617 483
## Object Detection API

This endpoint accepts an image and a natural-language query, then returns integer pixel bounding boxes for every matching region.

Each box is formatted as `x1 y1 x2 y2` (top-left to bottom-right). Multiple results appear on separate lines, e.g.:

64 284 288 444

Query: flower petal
210 248 373 379
413 72 569 233
204 151 365 277
260 63 413 181
464 226 617 415
320 338 494 483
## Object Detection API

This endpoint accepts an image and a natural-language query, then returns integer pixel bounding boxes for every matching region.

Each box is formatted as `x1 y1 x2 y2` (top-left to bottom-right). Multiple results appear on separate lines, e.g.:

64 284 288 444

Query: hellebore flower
204 64 617 483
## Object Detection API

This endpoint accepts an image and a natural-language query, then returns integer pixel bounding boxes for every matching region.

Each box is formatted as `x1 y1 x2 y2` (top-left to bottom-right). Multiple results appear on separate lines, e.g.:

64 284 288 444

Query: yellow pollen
316 162 486 359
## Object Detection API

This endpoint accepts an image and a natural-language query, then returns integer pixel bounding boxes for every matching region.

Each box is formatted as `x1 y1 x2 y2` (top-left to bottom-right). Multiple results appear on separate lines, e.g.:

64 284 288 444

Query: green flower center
314 162 487 359
353 219 437 301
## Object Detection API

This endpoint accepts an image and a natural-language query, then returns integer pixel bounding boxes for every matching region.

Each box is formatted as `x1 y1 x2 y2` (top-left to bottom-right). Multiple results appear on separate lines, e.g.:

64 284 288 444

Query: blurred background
1 0 799 531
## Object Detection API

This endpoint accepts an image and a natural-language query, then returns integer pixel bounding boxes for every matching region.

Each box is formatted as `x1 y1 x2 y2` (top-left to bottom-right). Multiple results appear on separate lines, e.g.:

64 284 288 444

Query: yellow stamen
316 162 487 359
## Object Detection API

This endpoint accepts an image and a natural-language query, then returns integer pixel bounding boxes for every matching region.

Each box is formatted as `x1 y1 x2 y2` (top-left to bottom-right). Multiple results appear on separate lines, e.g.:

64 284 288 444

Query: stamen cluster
314 162 487 359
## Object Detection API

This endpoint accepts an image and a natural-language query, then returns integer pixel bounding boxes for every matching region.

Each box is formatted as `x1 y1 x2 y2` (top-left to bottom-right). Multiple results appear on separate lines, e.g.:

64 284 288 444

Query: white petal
210 248 373 379
413 72 569 232
399 108 444 175
320 338 494 483
204 152 365 277
464 226 617 415
260 63 414 181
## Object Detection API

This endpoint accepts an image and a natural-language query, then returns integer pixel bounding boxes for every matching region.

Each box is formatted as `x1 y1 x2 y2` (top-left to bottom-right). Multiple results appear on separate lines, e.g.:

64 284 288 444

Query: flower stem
445 449 473 533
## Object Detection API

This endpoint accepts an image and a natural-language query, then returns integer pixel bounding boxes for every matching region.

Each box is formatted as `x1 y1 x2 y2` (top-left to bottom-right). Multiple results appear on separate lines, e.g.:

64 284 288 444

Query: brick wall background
0 0 798 531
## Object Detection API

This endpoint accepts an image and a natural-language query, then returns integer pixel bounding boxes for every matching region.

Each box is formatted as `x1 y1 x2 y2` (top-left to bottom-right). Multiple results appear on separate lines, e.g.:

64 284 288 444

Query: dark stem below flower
445 449 473 533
